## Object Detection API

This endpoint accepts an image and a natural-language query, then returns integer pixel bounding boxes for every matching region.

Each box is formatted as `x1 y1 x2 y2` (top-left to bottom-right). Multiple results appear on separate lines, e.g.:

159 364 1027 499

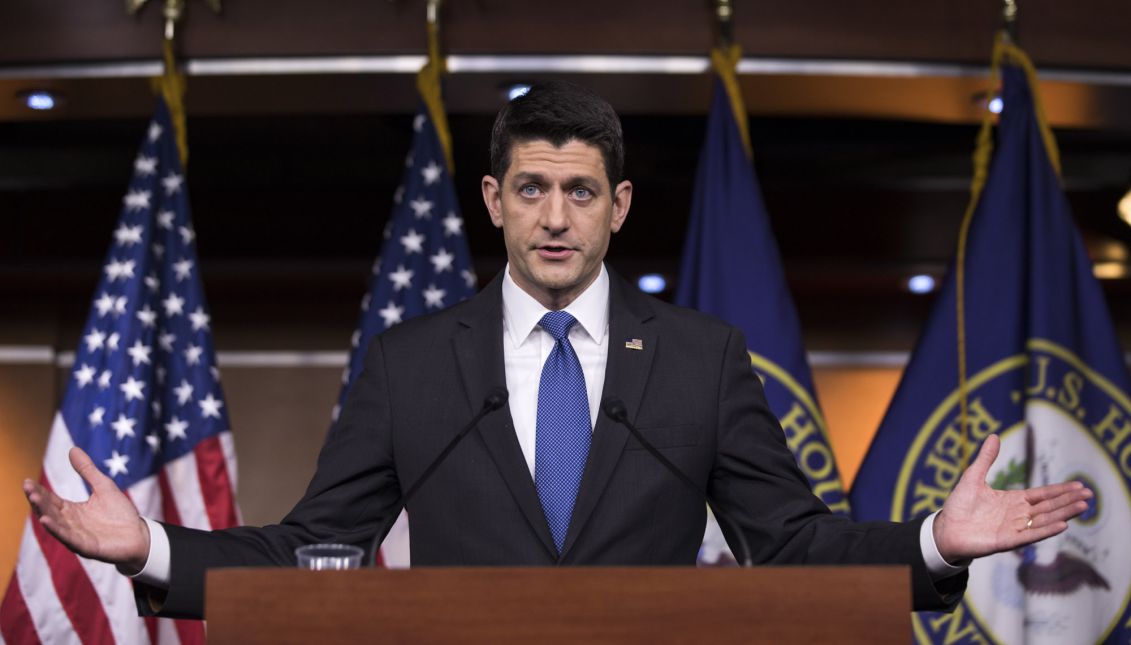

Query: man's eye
520 185 540 197
570 187 592 200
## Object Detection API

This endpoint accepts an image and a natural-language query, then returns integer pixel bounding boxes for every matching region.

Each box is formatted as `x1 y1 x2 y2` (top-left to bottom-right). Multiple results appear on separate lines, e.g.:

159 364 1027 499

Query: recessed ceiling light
23 90 58 111
906 274 936 294
1094 262 1128 280
637 274 667 294
1118 189 1131 227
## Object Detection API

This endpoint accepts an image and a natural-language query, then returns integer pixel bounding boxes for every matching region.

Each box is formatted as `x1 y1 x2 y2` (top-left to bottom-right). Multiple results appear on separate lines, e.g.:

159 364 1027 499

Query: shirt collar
502 264 609 349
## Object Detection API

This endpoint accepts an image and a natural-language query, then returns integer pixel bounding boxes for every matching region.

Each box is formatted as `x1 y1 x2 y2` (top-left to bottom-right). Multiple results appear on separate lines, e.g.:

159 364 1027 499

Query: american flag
333 97 476 568
0 98 240 644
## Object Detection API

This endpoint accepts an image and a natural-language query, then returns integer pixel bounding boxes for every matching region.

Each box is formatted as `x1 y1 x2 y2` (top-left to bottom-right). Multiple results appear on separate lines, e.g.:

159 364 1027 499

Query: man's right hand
23 446 151 573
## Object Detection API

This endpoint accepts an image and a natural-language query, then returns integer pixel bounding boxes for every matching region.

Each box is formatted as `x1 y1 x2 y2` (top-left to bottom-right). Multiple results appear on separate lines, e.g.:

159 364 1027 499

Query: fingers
1025 480 1090 504
1034 500 1090 527
23 479 73 543
68 447 115 494
1010 520 1070 549
23 479 62 519
1028 484 1091 512
1001 483 1092 551
1026 490 1091 528
964 433 1000 484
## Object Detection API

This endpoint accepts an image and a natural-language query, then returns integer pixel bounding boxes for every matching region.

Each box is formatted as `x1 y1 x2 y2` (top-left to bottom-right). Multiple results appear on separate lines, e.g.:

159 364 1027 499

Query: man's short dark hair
489 81 624 189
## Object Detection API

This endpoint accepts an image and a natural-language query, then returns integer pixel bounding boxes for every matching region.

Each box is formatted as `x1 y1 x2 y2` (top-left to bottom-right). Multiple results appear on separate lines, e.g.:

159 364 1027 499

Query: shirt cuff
120 517 171 589
920 511 968 580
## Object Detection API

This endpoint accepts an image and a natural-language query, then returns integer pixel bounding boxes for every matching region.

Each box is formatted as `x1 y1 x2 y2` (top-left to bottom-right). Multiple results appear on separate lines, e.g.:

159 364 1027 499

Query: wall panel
0 363 55 591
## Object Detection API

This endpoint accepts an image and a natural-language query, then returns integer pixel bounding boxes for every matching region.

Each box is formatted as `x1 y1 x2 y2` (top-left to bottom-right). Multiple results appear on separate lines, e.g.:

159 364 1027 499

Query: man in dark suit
24 81 1092 619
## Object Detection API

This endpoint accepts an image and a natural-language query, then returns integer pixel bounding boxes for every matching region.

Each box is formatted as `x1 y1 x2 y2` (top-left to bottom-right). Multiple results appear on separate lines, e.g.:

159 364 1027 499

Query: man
24 81 1091 619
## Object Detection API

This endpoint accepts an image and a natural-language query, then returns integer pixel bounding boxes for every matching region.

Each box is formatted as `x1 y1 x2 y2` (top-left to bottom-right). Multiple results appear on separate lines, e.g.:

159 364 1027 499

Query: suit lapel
560 272 657 559
452 273 558 558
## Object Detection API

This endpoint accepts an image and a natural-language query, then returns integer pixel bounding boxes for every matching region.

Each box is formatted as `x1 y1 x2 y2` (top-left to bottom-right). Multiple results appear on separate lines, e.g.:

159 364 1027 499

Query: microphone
601 396 753 567
368 387 508 566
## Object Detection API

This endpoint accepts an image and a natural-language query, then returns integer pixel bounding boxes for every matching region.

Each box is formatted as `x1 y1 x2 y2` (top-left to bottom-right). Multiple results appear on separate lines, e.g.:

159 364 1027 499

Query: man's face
482 139 632 310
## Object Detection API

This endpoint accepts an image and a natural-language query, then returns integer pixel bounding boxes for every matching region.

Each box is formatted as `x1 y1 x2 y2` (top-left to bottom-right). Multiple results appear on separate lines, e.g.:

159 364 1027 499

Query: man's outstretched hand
934 434 1092 563
23 446 150 573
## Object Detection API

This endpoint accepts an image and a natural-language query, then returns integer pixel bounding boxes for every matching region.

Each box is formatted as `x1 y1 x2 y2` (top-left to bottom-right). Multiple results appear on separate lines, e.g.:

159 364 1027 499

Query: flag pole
955 2 1064 467
127 0 223 167
418 0 454 173
711 0 751 161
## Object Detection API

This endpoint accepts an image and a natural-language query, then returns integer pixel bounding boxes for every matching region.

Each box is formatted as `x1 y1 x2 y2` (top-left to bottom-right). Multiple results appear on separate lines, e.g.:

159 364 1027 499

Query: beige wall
220 365 342 527
815 367 903 489
0 363 57 593
0 356 903 591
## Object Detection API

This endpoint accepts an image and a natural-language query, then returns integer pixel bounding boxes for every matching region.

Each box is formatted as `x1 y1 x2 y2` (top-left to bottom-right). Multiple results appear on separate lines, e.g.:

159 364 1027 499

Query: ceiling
1 0 1129 350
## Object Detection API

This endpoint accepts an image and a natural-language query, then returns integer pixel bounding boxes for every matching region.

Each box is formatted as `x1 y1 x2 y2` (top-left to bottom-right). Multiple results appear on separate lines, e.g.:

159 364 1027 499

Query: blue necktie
535 310 592 553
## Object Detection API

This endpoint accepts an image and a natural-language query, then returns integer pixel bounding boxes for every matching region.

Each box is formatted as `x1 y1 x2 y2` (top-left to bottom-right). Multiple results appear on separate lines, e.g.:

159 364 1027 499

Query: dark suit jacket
145 270 965 618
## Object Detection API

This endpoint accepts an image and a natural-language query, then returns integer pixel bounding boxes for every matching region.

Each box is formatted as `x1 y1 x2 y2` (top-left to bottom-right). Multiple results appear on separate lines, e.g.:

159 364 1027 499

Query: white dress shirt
131 262 962 587
502 264 609 477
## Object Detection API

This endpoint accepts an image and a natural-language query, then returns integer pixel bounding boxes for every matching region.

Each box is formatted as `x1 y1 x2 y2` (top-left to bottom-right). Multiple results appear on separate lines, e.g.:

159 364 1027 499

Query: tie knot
539 311 577 342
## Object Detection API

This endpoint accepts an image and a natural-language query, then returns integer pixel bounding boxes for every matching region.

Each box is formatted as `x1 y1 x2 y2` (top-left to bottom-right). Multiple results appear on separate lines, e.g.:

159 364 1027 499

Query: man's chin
527 266 589 292
533 275 581 293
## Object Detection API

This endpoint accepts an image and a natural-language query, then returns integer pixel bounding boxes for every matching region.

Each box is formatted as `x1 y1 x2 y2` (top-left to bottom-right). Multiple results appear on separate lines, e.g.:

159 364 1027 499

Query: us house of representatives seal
893 339 1131 645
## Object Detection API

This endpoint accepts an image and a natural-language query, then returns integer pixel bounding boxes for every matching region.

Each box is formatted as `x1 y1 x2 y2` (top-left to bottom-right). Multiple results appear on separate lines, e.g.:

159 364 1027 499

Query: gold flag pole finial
127 0 221 41
163 0 183 41
715 0 734 49
1002 0 1019 43
425 0 444 70
427 0 441 30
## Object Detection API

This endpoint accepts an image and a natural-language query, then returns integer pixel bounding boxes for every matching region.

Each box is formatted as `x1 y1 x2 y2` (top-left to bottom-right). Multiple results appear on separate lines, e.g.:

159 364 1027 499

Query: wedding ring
1026 517 1033 530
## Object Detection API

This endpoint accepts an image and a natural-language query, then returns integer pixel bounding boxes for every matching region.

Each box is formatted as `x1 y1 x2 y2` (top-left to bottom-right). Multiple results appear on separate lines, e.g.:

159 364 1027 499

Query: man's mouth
536 245 575 260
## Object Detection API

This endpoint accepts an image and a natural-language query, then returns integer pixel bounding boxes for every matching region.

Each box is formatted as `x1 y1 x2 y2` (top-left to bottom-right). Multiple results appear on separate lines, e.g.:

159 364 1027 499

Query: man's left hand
933 434 1093 563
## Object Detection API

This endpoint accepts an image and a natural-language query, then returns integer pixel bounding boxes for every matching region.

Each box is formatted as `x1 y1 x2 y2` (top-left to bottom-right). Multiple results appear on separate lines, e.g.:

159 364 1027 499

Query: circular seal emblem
893 339 1131 644
748 351 849 516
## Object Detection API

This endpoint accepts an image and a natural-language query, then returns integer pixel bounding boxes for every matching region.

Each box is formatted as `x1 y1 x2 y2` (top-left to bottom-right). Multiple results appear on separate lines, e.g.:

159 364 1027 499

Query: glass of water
294 543 364 570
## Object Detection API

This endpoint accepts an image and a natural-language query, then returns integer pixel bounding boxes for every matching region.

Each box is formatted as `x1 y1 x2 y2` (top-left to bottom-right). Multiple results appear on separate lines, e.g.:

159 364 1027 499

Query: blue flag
850 43 1131 644
677 49 850 564
331 64 476 568
1 98 238 644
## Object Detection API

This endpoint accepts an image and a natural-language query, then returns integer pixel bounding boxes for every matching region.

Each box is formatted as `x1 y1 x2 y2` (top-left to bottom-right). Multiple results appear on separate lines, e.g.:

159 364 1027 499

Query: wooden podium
206 566 910 644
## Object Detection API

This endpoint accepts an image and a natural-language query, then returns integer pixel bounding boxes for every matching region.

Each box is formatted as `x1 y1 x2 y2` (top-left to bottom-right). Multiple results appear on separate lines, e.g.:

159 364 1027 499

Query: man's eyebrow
510 171 547 184
561 175 601 189
510 172 602 189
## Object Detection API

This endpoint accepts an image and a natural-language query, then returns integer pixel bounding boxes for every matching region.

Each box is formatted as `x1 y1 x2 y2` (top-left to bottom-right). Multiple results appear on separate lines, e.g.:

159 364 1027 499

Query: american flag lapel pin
625 338 644 351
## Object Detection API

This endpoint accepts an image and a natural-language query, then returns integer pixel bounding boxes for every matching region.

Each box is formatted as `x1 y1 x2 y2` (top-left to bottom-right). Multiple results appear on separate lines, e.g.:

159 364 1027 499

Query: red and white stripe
1 413 240 644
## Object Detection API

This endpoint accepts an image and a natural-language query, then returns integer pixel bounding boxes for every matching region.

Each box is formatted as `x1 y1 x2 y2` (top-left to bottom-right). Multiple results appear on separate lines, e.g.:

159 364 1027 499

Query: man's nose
541 190 570 232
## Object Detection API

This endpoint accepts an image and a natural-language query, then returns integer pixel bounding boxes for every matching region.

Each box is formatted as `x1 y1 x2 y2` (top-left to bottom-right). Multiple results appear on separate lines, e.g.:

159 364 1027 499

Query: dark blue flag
677 48 850 564
1 98 238 644
850 42 1131 644
330 59 475 568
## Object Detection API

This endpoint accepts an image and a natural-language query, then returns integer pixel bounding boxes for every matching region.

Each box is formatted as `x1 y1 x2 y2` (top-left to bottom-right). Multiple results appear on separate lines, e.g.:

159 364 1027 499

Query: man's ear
610 180 633 233
482 175 504 228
